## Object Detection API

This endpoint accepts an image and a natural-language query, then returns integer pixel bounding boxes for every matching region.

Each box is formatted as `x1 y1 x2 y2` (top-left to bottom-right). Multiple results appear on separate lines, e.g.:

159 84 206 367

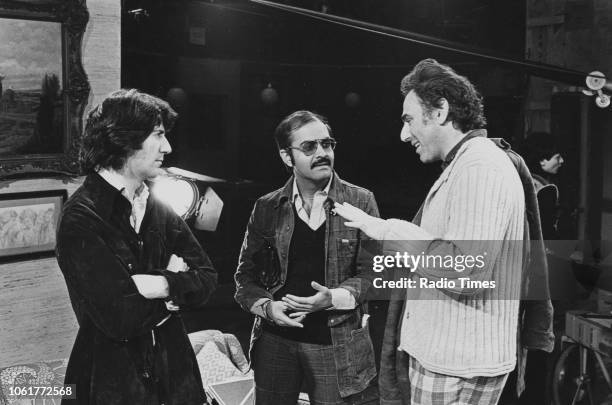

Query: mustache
311 157 332 168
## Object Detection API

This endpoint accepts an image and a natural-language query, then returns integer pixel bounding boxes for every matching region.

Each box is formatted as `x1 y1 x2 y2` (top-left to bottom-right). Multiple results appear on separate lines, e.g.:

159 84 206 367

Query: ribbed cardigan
382 137 525 378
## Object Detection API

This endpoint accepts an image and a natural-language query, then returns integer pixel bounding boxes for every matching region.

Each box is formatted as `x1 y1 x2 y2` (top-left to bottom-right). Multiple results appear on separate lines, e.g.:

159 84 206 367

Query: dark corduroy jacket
56 173 217 405
379 134 554 404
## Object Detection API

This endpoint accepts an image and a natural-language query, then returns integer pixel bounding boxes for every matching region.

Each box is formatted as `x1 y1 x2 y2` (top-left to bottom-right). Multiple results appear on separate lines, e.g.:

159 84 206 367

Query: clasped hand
266 301 306 328
267 281 333 328
131 254 186 311
282 281 332 313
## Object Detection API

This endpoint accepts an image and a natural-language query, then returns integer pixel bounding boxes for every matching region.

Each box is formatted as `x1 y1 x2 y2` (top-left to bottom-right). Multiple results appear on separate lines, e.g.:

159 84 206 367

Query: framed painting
0 0 89 177
0 189 67 261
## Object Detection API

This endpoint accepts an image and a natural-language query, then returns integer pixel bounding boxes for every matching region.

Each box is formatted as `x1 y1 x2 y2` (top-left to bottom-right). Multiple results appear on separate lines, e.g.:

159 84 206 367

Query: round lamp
345 92 361 108
166 87 188 110
261 83 278 105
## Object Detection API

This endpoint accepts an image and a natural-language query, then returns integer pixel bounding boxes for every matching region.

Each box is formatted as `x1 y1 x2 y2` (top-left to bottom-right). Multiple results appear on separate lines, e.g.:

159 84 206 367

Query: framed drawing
0 0 89 177
0 189 67 261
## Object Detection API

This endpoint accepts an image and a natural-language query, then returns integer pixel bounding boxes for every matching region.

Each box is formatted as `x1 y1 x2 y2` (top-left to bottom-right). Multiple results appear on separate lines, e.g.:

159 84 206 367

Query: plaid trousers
408 356 509 405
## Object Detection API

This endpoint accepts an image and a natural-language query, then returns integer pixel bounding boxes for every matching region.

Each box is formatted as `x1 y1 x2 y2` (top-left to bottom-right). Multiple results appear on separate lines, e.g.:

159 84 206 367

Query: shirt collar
276 171 346 208
291 174 333 203
441 129 487 170
98 168 148 202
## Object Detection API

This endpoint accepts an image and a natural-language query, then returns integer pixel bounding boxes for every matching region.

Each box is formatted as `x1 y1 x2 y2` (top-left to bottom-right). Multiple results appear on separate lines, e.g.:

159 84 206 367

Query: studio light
150 167 225 231
151 175 199 219
583 71 612 108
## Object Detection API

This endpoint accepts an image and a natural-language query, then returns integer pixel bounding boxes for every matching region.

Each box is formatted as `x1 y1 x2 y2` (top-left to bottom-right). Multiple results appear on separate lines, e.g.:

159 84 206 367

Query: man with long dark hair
56 89 217 404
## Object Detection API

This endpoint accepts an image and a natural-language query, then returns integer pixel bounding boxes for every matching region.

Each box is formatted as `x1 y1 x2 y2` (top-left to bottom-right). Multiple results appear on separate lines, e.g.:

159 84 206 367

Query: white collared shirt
292 177 332 231
98 168 149 233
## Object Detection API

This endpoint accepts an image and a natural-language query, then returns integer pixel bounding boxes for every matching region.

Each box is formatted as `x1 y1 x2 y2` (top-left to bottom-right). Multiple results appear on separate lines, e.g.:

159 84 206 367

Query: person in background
56 89 217 405
521 132 569 405
523 131 564 240
235 110 380 404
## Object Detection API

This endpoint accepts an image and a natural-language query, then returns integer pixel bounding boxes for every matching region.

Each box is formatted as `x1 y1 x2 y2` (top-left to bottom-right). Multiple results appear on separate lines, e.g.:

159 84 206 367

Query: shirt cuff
250 297 273 318
330 287 356 310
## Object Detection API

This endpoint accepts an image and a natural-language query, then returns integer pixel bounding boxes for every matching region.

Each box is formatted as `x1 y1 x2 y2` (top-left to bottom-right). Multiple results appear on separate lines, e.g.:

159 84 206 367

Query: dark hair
521 131 560 175
80 89 177 174
400 58 486 132
273 110 332 150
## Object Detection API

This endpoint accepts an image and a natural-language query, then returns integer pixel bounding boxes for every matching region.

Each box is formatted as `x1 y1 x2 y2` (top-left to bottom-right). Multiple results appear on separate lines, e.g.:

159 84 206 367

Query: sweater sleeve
382 165 521 295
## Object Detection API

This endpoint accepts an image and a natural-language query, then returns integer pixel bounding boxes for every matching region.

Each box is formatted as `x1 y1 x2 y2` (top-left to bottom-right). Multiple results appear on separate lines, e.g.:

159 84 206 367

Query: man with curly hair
334 59 553 404
56 89 217 404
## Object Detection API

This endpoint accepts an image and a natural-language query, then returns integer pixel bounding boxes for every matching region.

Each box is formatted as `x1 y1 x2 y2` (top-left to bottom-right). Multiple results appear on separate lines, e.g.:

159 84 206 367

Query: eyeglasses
286 138 337 156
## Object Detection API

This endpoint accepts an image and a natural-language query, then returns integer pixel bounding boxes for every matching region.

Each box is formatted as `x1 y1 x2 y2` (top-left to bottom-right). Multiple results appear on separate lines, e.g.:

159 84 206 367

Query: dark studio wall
122 0 527 222
120 0 532 352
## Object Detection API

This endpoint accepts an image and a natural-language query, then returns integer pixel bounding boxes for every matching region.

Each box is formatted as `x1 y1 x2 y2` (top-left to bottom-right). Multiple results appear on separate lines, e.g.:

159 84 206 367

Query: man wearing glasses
235 110 380 404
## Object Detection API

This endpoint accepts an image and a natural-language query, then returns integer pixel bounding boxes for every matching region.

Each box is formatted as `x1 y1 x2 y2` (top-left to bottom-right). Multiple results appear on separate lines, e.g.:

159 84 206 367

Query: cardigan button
128 263 133 270
142 371 151 379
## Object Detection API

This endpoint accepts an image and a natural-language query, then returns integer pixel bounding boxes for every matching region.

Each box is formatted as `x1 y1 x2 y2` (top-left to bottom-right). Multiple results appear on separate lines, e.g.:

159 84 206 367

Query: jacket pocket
332 313 377 397
335 238 360 281
336 238 359 258
348 321 376 376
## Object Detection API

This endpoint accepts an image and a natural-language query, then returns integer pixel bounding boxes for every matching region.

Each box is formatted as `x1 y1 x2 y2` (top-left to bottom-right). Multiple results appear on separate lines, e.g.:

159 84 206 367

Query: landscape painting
0 18 64 157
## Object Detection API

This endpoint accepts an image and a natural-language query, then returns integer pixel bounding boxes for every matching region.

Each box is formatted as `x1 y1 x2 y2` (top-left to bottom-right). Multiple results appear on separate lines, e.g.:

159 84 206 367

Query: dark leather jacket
378 135 554 404
234 172 380 398
56 173 217 405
